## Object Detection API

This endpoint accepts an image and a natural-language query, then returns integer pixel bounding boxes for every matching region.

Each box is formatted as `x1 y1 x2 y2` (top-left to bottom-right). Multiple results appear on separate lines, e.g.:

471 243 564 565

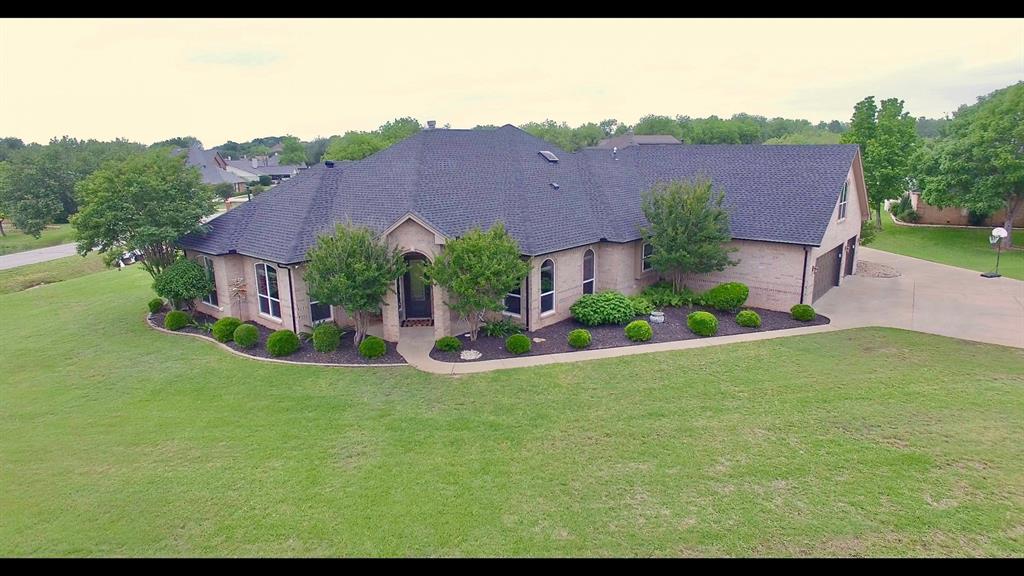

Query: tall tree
916 82 1024 248
277 136 307 165
377 117 422 146
151 136 202 149
322 131 385 161
72 149 215 279
640 178 738 291
304 136 333 165
633 115 683 140
0 137 25 162
424 222 530 342
304 223 406 345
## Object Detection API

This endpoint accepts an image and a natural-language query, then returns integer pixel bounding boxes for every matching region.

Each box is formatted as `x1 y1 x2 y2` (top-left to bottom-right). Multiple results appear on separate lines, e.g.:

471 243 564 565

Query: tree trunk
353 311 367 346
874 204 883 229
1001 194 1022 250
467 311 480 342
0 218 5 236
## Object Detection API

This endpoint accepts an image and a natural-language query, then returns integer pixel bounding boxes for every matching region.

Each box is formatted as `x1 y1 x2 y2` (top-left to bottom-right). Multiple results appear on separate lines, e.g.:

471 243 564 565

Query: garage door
813 245 842 301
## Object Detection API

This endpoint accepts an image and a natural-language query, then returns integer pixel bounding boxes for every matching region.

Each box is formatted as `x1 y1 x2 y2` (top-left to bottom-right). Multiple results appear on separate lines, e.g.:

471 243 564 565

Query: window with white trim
642 242 654 272
540 259 555 314
838 181 849 221
255 262 281 319
504 284 521 316
582 249 595 294
200 255 218 306
310 300 332 324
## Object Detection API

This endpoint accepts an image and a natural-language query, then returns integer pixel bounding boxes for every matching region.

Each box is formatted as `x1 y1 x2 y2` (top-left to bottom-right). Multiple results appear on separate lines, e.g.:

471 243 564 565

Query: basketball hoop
981 227 1007 278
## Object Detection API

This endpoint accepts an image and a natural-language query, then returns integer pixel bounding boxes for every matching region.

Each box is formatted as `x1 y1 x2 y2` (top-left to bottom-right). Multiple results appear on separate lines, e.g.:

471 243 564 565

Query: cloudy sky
2 18 1021 146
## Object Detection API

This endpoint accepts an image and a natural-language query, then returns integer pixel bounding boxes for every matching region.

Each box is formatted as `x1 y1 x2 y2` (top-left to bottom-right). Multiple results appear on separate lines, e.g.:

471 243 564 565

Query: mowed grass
1 268 1022 557
0 253 107 294
0 224 76 255
870 216 1023 280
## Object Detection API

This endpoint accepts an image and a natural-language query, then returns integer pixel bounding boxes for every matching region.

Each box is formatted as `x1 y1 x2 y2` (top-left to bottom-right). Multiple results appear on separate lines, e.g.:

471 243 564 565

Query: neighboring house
173 145 248 195
907 190 1024 227
179 124 867 343
595 133 682 148
225 154 304 184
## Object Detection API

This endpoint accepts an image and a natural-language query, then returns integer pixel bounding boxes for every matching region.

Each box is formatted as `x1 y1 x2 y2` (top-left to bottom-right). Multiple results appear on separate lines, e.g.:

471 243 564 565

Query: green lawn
0 224 76 256
1 268 1022 557
0 253 107 294
869 217 1023 280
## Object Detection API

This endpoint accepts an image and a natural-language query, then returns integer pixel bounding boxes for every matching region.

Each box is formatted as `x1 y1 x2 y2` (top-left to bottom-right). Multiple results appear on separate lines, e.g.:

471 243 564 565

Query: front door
402 256 431 319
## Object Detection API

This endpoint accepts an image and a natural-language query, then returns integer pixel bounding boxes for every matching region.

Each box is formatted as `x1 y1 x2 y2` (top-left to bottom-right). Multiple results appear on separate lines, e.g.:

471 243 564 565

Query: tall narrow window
255 262 281 319
642 242 654 271
504 283 521 316
310 301 332 324
838 181 849 221
582 249 595 294
540 259 555 314
201 255 218 306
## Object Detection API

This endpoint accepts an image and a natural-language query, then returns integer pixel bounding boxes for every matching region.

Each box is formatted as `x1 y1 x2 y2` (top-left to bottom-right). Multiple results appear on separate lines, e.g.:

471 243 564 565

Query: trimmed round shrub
435 336 463 352
232 323 259 349
505 333 532 355
624 319 653 342
791 304 816 322
628 295 655 316
312 323 342 353
266 330 300 357
687 311 719 337
211 316 242 343
359 336 387 359
567 328 592 349
147 298 165 314
570 291 636 326
703 282 750 312
735 310 762 328
163 310 190 331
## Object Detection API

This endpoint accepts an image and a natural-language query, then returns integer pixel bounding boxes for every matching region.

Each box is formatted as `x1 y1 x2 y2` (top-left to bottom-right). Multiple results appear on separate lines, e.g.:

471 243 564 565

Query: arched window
540 259 555 314
255 262 281 319
582 249 595 294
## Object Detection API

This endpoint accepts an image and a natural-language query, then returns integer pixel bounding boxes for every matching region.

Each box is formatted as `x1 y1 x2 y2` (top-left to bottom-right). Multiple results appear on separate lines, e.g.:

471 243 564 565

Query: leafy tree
211 183 236 202
323 131 386 161
0 148 63 237
634 115 683 140
152 258 213 311
377 117 422 146
304 223 406 345
72 149 215 279
246 184 266 196
640 178 738 291
0 137 25 162
304 136 332 165
915 116 949 139
472 124 500 130
424 222 529 342
151 136 201 149
859 219 877 246
764 129 841 145
916 82 1024 248
258 175 272 186
278 136 307 165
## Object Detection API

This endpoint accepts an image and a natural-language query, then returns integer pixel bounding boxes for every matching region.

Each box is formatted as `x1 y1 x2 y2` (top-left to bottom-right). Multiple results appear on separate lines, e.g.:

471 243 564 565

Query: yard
1 267 1022 557
0 223 76 256
0 253 106 294
870 217 1023 280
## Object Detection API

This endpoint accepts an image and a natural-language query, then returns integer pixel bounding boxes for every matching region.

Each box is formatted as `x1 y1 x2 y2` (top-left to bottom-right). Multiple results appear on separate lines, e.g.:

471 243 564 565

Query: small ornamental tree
424 222 530 342
641 177 738 291
304 223 406 346
153 258 213 311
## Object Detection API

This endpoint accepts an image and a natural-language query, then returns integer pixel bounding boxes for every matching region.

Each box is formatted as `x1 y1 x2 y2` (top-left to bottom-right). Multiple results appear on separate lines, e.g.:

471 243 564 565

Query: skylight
538 150 559 163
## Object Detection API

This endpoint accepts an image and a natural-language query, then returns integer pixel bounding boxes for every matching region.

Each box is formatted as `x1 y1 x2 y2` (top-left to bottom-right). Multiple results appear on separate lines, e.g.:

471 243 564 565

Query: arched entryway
400 252 432 326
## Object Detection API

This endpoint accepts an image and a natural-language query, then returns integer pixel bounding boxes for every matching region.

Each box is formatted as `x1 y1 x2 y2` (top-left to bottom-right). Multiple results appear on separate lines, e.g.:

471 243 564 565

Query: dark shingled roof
179 125 859 264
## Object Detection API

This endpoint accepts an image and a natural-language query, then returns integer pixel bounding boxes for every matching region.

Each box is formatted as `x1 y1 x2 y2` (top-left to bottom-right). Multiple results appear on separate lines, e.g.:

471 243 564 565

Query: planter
649 310 666 324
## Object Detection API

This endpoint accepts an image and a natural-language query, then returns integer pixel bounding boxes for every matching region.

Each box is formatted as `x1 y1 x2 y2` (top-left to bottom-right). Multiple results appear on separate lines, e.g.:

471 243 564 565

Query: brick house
178 124 868 343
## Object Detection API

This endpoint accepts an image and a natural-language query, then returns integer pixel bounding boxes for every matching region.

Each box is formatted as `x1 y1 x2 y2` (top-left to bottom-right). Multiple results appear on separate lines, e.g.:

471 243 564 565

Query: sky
2 18 1022 146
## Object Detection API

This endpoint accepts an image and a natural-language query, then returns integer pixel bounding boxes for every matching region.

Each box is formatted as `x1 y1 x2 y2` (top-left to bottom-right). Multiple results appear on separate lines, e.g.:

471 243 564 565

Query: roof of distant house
172 145 246 186
180 125 860 264
595 134 682 148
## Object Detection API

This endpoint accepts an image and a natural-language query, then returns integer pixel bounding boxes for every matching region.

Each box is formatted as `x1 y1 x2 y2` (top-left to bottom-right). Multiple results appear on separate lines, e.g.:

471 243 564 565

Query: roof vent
427 120 436 130
324 160 335 168
612 146 618 160
538 150 559 163
551 182 560 190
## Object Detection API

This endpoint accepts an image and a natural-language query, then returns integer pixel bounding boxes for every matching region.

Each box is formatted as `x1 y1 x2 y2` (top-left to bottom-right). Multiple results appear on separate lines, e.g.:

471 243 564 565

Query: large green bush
147 298 164 314
163 310 190 331
152 258 214 310
570 291 636 326
702 282 749 312
641 281 701 308
790 304 816 321
211 316 242 343
624 320 653 342
687 311 719 336
505 333 532 354
232 324 259 348
567 328 592 349
358 336 387 359
266 330 300 357
312 323 342 353
435 336 463 352
735 310 762 328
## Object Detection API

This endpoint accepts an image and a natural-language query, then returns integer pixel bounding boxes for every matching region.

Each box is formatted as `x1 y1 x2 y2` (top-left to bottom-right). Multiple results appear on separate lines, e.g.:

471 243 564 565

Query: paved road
815 247 1024 349
0 243 78 270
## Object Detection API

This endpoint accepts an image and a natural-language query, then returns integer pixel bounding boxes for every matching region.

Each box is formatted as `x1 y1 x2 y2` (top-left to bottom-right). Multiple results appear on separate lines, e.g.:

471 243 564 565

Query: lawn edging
144 313 408 368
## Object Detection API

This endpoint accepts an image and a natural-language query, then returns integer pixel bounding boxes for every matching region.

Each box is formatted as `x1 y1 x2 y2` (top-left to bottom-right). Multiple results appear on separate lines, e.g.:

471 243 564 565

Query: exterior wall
183 251 298 333
677 240 808 311
807 165 866 300
910 191 1024 227
381 217 450 342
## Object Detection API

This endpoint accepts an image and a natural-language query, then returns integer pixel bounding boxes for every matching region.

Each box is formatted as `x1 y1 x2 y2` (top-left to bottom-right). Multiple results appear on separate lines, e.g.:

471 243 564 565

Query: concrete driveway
815 247 1024 349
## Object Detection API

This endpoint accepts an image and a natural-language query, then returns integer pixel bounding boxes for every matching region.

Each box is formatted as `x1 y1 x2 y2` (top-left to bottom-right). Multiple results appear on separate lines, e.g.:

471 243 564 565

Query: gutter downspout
284 265 298 333
799 246 810 304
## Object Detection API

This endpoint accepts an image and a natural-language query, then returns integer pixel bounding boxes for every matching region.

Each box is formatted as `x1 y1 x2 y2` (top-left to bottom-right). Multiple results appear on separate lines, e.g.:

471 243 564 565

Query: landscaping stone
460 350 482 360
532 337 546 343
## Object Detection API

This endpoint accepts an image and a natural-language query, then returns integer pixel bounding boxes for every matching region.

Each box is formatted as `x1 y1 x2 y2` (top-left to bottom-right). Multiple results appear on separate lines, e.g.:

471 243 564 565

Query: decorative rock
532 337 546 343
460 349 482 360
649 310 666 324
464 333 471 337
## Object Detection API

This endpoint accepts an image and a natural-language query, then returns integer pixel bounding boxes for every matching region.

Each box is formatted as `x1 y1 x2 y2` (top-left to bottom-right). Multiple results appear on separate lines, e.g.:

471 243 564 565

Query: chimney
427 120 436 130
325 160 335 168
612 146 618 160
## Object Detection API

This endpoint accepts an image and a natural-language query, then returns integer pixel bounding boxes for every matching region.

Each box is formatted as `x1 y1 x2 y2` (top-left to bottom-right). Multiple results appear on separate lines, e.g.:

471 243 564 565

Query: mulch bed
429 305 829 363
148 310 406 365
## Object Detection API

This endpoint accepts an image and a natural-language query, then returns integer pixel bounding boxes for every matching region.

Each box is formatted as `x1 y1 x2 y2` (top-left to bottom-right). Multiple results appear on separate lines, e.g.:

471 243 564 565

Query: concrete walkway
0 243 77 270
399 247 1023 375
